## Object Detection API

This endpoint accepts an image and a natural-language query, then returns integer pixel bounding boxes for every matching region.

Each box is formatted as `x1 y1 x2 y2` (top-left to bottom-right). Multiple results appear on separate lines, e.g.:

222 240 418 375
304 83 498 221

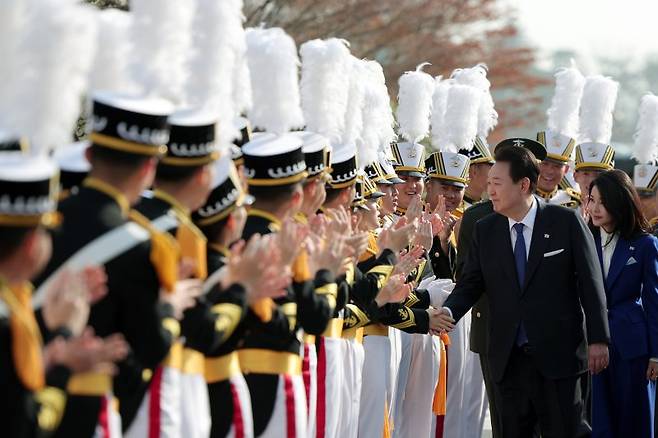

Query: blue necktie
513 223 529 346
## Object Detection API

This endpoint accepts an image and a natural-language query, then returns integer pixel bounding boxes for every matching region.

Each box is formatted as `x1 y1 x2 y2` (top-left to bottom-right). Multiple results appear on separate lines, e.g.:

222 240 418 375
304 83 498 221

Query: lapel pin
630 246 635 251
544 234 550 238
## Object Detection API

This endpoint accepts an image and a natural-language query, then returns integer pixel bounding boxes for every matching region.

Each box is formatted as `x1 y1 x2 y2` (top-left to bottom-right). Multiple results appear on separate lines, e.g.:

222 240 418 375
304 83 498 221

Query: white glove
427 278 455 308
417 275 436 291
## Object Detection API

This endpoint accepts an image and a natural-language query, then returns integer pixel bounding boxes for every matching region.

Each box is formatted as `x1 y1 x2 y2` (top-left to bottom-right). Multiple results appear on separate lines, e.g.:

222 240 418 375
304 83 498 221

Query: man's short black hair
155 164 203 183
0 226 33 263
249 182 301 204
324 186 350 204
88 144 151 170
494 146 540 194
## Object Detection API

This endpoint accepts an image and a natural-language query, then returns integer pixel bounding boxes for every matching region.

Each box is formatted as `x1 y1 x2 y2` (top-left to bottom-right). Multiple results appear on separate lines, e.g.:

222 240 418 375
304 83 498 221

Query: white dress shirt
443 197 538 319
507 197 538 259
599 228 619 279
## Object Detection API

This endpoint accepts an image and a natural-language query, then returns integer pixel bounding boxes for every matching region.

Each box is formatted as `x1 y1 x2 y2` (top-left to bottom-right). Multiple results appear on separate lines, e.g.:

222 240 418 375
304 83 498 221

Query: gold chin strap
1 281 45 391
535 186 558 201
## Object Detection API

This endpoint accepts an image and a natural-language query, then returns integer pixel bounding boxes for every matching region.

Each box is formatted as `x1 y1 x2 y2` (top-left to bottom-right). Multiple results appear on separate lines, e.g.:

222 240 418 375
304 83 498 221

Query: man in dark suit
439 139 610 437
455 199 500 436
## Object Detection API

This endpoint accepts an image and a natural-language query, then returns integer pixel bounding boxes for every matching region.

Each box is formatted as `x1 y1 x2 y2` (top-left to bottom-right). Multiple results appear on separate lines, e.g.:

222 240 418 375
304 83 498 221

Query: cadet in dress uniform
634 165 658 226
389 141 443 438
192 154 256 438
631 94 658 231
572 74 619 207
366 154 403 230
132 109 225 438
458 137 495 209
35 93 183 438
318 144 394 438
0 153 72 438
290 130 332 438
355 173 410 438
240 133 337 437
535 131 581 208
573 143 615 204
426 150 488 438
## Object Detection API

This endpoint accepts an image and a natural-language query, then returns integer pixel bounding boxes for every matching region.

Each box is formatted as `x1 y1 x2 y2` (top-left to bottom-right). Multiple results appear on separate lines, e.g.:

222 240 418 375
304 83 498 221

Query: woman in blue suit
588 169 658 437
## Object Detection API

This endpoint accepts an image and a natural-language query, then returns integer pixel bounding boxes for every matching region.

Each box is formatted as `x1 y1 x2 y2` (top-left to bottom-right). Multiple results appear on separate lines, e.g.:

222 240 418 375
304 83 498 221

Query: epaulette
564 188 582 208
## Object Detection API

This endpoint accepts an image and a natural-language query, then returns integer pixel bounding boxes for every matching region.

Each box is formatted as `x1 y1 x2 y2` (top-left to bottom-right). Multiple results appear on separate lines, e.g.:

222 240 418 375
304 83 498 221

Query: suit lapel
523 200 549 293
494 214 519 292
606 237 630 290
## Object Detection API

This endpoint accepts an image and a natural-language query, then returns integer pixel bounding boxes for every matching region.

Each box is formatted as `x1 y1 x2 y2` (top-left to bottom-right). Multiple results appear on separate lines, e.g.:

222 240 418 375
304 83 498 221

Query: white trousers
124 366 182 438
338 338 364 438
358 334 392 438
393 333 441 438
259 374 307 438
225 373 255 438
180 372 211 438
302 341 318 438
93 393 122 438
315 336 344 438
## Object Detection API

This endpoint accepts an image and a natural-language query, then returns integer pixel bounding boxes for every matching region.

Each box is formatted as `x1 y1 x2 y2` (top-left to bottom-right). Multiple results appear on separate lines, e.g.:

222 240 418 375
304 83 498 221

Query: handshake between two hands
417 275 458 336
428 307 456 336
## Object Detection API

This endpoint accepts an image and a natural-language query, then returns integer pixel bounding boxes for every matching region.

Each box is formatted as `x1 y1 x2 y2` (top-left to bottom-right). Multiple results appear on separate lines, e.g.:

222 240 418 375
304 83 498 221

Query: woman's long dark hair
590 169 649 240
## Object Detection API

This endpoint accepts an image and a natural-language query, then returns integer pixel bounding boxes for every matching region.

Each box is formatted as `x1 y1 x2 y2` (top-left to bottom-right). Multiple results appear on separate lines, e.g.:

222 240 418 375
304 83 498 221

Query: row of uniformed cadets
0 0 465 437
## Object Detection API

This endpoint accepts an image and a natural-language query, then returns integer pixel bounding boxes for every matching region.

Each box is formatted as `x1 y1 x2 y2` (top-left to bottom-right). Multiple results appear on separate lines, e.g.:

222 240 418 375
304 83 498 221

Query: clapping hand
306 233 349 277
391 245 424 279
277 218 310 268
413 220 434 252
374 274 411 306
404 195 424 223
44 327 129 374
377 217 417 254
225 234 290 304
161 277 202 320
425 195 446 237
42 266 108 336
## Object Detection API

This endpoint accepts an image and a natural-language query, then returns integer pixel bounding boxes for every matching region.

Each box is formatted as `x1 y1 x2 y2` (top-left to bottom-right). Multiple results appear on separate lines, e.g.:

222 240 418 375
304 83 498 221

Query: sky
514 0 658 58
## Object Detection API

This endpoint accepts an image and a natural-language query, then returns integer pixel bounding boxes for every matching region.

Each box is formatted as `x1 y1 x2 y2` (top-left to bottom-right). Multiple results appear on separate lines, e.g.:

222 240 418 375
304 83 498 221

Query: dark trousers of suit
478 352 503 437
592 345 654 438
498 346 590 438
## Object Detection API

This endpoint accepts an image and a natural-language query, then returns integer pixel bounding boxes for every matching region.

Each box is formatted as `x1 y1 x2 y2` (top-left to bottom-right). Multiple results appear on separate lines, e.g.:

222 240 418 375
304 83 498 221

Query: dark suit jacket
444 198 610 382
455 200 495 354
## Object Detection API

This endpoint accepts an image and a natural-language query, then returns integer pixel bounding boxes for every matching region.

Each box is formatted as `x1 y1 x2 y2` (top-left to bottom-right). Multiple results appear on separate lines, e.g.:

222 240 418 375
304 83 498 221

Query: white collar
508 197 538 233
599 227 618 248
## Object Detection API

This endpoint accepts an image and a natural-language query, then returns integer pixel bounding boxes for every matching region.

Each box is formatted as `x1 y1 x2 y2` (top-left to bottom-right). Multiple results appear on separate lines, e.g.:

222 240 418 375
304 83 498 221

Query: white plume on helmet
396 63 434 143
245 27 304 135
633 94 658 164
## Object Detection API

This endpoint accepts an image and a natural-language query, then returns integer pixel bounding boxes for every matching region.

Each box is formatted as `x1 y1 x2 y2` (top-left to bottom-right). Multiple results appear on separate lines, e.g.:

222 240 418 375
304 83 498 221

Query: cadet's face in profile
28 228 52 280
488 162 525 215
377 183 398 214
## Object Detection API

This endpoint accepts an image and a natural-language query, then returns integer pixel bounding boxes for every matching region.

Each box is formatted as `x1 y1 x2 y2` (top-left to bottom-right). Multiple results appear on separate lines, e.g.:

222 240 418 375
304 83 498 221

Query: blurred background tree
85 0 551 142
243 0 549 143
